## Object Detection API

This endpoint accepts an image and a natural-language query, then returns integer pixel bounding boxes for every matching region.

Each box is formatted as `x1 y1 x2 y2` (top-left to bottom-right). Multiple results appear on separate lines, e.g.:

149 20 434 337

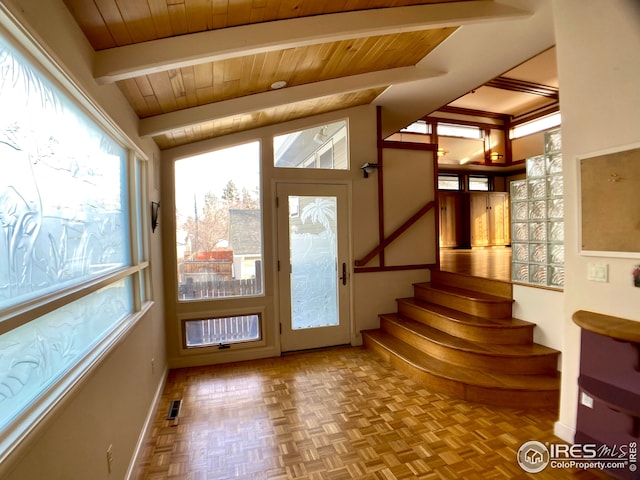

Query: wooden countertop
572 310 640 343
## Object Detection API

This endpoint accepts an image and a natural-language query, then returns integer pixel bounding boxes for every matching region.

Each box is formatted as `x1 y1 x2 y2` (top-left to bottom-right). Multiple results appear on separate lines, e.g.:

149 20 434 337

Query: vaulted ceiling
61 0 556 150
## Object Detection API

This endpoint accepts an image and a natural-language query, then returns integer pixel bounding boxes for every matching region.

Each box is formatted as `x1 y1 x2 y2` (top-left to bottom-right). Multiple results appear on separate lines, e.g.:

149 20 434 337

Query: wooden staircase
362 270 560 409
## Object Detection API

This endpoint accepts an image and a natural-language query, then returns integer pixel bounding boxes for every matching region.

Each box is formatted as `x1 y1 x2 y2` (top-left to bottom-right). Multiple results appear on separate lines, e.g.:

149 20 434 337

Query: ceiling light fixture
270 80 287 90
486 152 504 162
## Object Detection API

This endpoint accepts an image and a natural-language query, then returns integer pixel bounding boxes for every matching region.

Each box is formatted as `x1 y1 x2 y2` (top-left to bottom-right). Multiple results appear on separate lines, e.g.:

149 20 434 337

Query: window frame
173 141 264 303
0 11 152 461
273 119 349 170
179 307 267 355
468 175 491 191
400 120 432 135
437 122 483 140
510 112 562 140
437 173 462 191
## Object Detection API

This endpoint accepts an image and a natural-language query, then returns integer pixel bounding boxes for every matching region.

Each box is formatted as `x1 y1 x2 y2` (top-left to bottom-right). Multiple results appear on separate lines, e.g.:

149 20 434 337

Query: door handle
339 262 347 285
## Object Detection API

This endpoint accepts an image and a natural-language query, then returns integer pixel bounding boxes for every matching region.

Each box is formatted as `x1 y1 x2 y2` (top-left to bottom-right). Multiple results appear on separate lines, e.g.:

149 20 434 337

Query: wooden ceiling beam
139 65 444 137
94 1 530 84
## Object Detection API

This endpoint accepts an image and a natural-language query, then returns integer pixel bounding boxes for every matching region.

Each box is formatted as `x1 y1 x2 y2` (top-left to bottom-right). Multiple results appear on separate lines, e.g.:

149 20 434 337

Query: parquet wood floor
133 347 608 480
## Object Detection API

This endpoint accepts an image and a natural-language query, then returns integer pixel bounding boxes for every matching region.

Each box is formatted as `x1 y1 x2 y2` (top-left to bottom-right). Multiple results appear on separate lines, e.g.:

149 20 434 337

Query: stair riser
430 270 513 298
414 286 512 319
466 385 560 409
363 334 466 398
381 318 559 375
364 333 559 409
397 301 533 345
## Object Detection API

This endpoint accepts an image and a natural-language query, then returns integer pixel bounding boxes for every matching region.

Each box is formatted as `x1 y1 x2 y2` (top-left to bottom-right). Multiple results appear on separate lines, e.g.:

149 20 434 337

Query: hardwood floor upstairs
363 270 560 409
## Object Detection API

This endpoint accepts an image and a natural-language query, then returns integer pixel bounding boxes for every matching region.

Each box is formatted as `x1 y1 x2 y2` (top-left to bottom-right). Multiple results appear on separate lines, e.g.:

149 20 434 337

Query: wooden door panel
439 192 461 247
470 193 489 246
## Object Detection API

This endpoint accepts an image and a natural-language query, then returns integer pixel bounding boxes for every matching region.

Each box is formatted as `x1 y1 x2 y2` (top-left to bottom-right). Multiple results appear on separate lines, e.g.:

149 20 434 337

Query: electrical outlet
106 444 113 474
151 358 155 374
580 392 594 409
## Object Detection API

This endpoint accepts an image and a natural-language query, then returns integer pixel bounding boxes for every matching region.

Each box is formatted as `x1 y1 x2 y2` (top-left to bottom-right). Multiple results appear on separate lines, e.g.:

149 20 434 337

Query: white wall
513 285 564 352
351 146 435 342
1 1 167 479
552 0 640 442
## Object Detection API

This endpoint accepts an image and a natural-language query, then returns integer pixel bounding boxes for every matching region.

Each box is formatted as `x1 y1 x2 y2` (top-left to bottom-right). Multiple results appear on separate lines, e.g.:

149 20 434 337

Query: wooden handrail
354 200 436 267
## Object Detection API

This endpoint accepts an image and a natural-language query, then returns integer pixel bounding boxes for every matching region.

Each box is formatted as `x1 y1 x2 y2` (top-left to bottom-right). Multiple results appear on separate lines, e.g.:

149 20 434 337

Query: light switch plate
587 263 608 282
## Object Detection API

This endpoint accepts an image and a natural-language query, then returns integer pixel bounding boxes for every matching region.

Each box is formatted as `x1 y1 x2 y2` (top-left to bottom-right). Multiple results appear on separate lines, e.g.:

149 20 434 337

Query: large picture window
0 27 149 451
174 142 263 301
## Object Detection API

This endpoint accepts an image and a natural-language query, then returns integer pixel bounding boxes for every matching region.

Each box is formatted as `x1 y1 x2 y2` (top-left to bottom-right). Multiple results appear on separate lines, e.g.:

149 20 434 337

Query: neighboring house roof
228 209 261 255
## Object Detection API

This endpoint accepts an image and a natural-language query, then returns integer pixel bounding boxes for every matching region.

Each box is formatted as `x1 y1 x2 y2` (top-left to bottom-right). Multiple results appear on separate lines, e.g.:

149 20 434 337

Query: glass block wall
511 128 564 287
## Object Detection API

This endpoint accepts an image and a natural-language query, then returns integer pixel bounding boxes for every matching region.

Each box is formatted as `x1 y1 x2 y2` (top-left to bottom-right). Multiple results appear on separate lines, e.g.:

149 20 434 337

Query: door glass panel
288 195 338 330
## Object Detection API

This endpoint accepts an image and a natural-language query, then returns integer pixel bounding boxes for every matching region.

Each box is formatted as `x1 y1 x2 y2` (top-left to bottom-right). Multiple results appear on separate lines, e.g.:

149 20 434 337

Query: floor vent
167 399 182 421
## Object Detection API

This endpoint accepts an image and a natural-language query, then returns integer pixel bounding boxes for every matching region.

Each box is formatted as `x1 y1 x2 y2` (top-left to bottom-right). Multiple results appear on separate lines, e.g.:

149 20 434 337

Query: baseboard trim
553 420 576 444
125 366 168 480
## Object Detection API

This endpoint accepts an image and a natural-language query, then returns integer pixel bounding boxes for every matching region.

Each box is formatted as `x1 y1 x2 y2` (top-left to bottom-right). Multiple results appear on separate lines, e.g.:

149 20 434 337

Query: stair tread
398 297 533 329
431 270 513 298
415 282 514 303
380 313 559 358
363 329 560 391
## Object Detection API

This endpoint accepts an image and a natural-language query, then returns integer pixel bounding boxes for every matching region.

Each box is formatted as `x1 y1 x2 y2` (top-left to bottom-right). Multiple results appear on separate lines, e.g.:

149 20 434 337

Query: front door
276 183 351 352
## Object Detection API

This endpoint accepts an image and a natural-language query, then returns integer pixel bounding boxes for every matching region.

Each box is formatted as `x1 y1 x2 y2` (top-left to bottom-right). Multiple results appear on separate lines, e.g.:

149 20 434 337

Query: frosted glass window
288 196 339 330
0 279 132 430
0 27 147 458
0 39 128 311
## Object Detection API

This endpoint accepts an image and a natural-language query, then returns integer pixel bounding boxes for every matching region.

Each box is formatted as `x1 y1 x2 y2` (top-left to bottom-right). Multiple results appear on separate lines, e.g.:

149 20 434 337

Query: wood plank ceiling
61 0 533 149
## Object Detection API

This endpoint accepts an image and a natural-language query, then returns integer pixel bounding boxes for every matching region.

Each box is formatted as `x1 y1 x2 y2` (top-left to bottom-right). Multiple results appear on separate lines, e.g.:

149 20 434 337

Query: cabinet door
439 192 461 247
470 193 489 246
488 192 510 245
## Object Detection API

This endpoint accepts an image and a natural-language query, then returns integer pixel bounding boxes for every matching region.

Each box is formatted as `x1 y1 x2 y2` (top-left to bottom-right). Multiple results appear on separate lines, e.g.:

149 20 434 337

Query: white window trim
0 4 153 468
